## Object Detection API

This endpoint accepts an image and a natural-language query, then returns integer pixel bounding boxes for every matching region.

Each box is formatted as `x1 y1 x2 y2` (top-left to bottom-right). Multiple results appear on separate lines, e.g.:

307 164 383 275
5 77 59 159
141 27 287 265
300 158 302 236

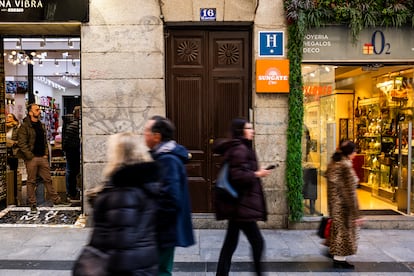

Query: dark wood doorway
165 25 252 212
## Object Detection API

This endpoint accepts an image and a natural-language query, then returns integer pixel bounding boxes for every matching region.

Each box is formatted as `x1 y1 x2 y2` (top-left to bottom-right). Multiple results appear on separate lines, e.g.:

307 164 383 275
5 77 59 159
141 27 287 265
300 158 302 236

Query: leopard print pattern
326 157 360 256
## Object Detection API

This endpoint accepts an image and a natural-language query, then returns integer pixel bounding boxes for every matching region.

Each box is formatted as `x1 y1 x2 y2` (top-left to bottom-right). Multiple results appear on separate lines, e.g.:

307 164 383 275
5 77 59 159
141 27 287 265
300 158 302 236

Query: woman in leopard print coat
326 140 361 269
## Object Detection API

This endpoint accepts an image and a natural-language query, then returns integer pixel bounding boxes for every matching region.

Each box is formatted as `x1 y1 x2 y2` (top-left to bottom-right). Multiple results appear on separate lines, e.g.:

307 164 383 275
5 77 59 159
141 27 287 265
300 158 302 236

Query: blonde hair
103 132 152 179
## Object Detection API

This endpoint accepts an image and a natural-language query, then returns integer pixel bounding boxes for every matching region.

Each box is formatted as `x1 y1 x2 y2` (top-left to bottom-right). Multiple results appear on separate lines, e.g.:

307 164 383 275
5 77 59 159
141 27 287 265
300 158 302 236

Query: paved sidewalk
0 227 413 275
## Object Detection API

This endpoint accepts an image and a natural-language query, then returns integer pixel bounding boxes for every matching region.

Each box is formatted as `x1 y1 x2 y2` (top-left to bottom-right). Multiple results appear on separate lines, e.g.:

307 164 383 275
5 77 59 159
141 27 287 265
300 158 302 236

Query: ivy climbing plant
283 0 414 222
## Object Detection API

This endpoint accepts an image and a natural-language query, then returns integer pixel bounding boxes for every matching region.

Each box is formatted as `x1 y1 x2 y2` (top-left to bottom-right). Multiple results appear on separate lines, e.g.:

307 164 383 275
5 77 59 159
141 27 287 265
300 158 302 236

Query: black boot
333 260 355 269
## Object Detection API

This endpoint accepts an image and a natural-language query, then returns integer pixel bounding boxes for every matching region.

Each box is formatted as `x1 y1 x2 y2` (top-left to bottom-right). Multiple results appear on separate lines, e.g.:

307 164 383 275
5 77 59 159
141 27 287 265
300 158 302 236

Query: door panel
166 27 251 212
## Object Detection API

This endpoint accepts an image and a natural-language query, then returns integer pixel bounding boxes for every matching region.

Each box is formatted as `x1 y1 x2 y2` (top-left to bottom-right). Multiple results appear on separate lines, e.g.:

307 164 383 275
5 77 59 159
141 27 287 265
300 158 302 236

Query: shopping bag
215 162 238 198
317 217 332 239
72 245 109 276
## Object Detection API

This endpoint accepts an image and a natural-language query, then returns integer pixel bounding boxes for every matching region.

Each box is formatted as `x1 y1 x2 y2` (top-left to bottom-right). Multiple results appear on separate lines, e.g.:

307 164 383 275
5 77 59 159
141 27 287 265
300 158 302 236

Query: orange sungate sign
256 59 290 93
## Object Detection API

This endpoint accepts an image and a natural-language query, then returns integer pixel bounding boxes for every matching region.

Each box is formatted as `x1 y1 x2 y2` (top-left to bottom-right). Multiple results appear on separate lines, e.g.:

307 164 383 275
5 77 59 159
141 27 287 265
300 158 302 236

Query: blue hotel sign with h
259 31 284 57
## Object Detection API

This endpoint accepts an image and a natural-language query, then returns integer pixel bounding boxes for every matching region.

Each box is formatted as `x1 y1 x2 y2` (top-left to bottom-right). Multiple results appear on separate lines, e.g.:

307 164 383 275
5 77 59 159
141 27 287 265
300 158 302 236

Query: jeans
65 150 80 197
216 220 264 276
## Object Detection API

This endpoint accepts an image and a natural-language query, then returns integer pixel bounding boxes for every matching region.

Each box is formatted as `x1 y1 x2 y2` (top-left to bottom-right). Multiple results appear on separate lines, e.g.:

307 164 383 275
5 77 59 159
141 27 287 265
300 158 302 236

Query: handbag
317 217 332 239
72 245 109 276
215 162 238 198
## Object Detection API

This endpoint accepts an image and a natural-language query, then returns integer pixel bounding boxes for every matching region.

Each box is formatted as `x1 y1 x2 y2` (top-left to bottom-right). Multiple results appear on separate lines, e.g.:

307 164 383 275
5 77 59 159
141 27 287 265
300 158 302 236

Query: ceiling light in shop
376 80 394 88
55 59 59 67
35 76 65 91
7 50 36 65
61 75 80 86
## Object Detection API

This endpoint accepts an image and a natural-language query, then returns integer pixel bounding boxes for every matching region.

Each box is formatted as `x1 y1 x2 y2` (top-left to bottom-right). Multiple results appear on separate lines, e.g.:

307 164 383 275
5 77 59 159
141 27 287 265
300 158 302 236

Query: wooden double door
165 26 252 212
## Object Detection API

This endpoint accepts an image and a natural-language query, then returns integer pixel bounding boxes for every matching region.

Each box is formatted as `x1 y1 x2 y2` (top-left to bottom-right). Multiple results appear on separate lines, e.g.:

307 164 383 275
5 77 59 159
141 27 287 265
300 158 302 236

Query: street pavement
0 225 413 275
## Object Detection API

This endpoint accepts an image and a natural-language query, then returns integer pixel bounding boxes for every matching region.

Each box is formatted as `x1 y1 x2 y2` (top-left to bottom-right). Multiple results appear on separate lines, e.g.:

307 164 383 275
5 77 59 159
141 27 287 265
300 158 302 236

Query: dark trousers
158 247 175 276
216 220 264 276
65 150 80 197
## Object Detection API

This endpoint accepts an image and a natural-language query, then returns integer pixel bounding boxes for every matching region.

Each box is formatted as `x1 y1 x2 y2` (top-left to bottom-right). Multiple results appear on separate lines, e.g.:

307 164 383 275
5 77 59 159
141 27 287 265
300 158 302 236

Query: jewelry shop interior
302 26 414 217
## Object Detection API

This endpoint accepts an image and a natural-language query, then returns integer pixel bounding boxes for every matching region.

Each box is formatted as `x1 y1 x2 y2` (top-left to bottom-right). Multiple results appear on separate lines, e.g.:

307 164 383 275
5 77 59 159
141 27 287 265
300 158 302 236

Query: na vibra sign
256 59 290 93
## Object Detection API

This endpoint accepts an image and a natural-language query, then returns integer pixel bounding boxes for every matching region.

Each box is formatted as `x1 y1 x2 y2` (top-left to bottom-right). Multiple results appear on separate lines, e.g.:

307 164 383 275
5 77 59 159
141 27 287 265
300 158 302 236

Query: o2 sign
200 8 216 21
370 30 391 55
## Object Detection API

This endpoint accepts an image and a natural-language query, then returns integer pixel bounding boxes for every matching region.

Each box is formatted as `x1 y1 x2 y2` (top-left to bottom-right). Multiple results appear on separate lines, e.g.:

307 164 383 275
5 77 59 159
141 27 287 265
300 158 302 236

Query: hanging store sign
256 59 289 93
303 26 414 62
0 0 89 22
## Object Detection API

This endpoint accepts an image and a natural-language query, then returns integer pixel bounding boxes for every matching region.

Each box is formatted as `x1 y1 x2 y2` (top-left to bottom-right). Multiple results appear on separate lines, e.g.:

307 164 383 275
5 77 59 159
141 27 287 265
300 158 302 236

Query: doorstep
288 214 414 230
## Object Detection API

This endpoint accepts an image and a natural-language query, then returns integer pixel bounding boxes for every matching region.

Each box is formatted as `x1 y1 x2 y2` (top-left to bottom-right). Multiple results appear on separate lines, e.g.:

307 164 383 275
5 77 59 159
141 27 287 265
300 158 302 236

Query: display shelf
362 166 379 172
359 182 372 193
354 97 399 202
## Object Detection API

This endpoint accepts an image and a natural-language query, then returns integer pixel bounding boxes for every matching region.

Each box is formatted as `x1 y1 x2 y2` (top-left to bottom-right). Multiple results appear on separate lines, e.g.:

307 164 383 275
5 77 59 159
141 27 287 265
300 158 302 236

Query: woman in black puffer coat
213 118 272 276
79 132 161 276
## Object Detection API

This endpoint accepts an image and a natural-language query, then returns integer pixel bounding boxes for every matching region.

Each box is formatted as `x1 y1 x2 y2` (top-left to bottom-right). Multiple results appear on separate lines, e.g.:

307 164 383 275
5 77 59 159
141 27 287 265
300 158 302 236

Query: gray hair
103 132 152 179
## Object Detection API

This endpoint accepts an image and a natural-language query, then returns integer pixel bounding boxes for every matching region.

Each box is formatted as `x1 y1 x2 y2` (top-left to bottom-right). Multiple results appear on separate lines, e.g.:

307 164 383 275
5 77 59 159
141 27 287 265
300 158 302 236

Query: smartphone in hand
265 165 276 170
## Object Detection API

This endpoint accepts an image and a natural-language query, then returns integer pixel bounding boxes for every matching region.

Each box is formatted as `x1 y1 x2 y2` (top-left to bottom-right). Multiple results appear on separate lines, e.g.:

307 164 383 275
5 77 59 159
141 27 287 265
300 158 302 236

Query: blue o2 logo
371 30 391 55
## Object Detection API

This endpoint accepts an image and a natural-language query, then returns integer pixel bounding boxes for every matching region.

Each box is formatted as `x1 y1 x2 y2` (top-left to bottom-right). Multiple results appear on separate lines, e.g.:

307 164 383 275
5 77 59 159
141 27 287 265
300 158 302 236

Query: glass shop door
396 120 413 214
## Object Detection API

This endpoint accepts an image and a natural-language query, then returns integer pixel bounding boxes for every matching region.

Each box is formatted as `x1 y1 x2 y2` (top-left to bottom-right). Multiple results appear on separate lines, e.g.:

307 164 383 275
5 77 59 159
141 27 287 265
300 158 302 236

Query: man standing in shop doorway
62 106 81 201
16 103 62 213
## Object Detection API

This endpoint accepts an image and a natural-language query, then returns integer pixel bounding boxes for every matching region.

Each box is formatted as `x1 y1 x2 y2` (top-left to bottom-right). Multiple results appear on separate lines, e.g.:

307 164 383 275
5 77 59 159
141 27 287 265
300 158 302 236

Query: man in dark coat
62 106 81 201
144 115 195 276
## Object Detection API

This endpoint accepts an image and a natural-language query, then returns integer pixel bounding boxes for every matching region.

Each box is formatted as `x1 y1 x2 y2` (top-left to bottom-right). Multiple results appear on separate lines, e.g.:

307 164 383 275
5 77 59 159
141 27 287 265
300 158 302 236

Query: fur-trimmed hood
87 162 160 205
109 162 160 194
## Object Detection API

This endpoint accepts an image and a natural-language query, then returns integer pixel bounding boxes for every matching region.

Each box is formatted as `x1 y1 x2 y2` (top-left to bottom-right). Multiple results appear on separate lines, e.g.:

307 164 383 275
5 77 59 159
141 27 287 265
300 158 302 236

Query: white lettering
7 7 23 11
0 0 12 8
303 41 331 47
44 210 58 222
11 0 42 8
266 34 278 48
303 48 320 53
258 75 288 81
304 34 329 40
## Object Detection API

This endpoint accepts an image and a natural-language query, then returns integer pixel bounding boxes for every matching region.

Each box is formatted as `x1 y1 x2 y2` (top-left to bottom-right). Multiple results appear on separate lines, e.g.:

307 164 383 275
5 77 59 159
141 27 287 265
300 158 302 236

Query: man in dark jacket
144 115 195 276
16 104 62 213
62 106 80 201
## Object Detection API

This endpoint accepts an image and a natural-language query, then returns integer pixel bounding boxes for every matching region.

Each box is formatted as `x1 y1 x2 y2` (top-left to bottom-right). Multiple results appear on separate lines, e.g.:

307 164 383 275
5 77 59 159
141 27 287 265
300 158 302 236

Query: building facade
2 1 412 228
81 0 289 228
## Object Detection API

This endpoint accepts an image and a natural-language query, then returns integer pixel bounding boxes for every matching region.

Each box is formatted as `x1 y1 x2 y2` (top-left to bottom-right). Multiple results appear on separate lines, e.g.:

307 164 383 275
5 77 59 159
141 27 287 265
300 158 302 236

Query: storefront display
354 74 414 203
0 36 81 210
303 63 414 215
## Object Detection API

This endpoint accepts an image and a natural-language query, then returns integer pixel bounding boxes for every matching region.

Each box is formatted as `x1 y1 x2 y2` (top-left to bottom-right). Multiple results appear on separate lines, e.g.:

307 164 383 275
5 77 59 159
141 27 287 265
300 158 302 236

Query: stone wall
81 0 289 228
